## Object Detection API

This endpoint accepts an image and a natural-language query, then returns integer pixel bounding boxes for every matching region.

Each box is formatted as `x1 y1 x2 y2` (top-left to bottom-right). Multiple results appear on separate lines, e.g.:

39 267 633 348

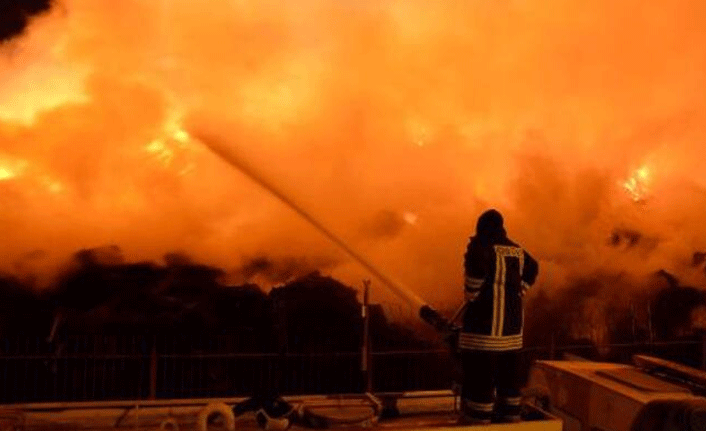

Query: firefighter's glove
442 325 461 355
419 305 452 333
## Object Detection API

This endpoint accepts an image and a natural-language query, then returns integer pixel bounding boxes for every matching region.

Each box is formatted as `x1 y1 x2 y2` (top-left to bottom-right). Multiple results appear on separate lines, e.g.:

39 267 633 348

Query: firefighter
459 209 539 424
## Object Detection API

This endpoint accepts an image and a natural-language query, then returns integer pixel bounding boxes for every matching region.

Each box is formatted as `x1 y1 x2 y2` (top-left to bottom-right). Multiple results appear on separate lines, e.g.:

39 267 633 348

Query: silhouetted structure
1 245 706 402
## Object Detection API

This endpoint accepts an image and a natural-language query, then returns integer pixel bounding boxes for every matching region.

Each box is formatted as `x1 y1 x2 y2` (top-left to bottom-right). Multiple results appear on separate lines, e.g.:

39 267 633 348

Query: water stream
188 123 427 311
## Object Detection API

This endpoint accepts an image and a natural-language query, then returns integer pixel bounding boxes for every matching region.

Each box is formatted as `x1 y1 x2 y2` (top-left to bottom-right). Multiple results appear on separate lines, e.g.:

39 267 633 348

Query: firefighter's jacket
460 235 538 352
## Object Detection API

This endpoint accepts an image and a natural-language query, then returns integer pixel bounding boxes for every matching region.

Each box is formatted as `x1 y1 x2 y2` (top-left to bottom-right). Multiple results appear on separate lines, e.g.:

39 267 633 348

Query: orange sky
1 0 706 310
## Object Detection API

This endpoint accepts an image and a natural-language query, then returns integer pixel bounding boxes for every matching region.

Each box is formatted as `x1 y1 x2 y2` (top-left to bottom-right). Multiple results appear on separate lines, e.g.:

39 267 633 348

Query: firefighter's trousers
460 349 522 422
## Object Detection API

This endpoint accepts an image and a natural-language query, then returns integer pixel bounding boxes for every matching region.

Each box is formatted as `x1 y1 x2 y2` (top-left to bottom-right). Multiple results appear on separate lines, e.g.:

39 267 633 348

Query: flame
145 139 176 166
144 109 196 175
622 164 652 203
1 0 706 306
0 155 66 196
0 156 29 181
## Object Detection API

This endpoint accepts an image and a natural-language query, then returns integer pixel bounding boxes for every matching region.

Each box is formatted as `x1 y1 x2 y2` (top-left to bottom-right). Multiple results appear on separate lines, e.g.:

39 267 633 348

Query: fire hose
197 402 236 431
187 119 459 340
232 395 380 430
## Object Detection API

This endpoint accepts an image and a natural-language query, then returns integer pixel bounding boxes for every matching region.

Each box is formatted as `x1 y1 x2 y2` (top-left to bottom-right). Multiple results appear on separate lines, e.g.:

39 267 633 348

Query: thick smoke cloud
1 0 706 315
0 0 53 42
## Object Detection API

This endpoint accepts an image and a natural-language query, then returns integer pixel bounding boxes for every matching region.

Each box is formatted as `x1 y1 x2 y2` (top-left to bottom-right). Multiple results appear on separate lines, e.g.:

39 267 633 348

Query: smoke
1 0 706 310
226 254 339 287
0 0 53 42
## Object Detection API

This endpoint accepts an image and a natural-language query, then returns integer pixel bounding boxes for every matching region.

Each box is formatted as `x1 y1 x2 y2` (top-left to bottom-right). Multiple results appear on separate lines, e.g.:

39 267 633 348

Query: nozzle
419 305 451 332
420 305 460 355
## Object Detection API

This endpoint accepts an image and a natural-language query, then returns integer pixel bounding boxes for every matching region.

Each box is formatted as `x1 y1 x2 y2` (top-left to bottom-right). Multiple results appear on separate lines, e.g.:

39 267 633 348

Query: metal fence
0 333 456 404
1 333 704 404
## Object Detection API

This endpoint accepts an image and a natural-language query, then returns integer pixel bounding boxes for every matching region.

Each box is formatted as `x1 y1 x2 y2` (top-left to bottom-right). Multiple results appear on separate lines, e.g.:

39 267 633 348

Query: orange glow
622 165 652 203
0 156 29 181
0 0 705 307
238 55 322 132
41 177 65 194
143 108 196 175
145 139 175 166
406 117 431 147
402 212 418 226
0 60 89 125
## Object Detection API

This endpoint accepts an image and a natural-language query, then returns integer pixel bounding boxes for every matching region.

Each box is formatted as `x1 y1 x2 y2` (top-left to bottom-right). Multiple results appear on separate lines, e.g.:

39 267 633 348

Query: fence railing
1 334 704 404
0 333 457 404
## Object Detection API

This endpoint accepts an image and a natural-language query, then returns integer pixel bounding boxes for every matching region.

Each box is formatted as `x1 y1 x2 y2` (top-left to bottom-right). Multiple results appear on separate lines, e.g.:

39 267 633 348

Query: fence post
275 298 288 393
361 280 373 393
701 332 706 371
149 336 157 400
647 304 654 342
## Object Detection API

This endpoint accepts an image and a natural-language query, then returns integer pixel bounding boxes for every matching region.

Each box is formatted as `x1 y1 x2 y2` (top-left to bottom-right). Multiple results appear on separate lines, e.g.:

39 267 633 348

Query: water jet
186 119 451 329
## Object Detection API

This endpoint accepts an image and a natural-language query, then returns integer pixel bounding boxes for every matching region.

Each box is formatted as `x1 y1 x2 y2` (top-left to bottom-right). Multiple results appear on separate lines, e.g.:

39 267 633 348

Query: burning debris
231 255 339 286
0 0 705 369
1 243 705 355
524 268 706 359
0 246 428 355
652 270 706 340
622 165 652 204
0 0 704 302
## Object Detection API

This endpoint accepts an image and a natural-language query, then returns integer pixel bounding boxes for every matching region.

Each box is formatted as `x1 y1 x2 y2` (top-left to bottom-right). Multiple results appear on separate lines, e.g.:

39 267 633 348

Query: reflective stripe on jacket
461 236 538 351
